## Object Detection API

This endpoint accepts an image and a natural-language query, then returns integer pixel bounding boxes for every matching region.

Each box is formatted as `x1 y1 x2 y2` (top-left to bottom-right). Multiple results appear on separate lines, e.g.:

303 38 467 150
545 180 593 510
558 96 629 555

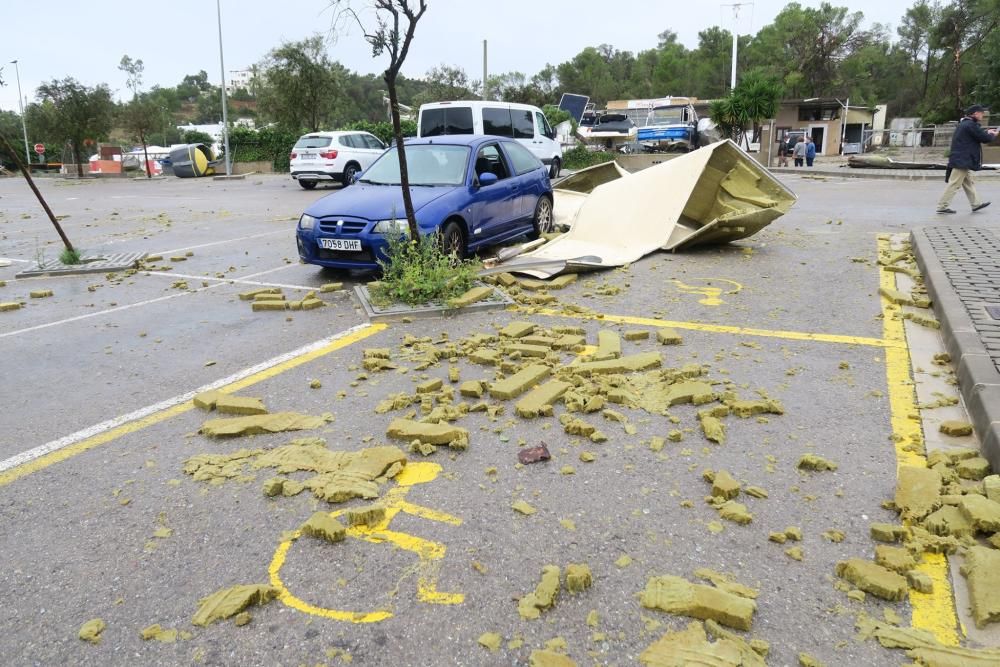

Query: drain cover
987 306 1000 320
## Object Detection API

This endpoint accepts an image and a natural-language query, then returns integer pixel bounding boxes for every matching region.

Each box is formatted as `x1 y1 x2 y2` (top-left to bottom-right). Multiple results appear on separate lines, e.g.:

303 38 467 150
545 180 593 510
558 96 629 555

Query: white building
226 69 254 95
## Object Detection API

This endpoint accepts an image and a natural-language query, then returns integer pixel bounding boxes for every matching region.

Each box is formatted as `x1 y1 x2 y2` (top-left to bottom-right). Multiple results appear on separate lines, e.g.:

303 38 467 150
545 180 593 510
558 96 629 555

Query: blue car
296 135 554 270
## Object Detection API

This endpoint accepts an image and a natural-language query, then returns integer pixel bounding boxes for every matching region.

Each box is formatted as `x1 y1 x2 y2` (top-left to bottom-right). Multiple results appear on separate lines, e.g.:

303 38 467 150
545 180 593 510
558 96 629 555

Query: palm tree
710 68 783 147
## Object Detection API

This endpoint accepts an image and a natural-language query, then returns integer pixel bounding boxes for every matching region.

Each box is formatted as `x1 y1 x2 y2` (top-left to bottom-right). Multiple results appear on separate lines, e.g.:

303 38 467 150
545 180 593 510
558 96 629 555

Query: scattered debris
518 565 561 619
518 443 551 465
191 584 279 627
200 412 330 437
300 512 347 543
78 619 106 644
640 574 757 631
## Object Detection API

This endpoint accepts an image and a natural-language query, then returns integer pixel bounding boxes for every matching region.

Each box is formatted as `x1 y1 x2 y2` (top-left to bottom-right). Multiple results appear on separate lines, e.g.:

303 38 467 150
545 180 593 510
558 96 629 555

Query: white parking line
0 257 31 264
156 229 288 256
144 271 317 292
0 322 376 475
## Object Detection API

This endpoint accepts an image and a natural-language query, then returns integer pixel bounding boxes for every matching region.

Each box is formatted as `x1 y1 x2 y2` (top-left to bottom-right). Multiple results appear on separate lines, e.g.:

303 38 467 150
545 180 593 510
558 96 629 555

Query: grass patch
370 231 480 307
563 145 617 171
59 247 82 265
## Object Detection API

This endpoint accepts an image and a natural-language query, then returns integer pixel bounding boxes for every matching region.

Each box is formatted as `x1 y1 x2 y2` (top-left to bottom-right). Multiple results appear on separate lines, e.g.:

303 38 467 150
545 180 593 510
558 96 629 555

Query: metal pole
10 60 31 164
840 98 848 154
482 40 488 101
730 24 738 89
216 0 232 176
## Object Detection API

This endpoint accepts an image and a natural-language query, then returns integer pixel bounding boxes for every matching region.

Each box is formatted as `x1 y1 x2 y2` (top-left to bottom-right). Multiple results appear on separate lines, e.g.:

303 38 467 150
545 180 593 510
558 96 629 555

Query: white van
417 100 563 178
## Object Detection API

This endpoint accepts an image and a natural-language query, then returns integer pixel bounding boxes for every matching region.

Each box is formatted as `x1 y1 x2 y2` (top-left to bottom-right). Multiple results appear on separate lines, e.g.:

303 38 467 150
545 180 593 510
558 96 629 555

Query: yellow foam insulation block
193 390 225 411
215 395 268 415
0 302 22 312
416 378 443 394
449 285 494 307
834 559 907 601
320 282 343 292
518 565 561 619
656 328 683 345
565 564 593 593
500 321 536 338
346 505 386 527
728 399 784 418
700 416 725 444
515 380 572 418
569 352 662 376
386 418 469 445
253 292 285 301
878 286 915 306
922 505 973 538
693 570 759 600
301 512 346 543
490 364 551 400
959 494 1000 532
78 619 106 643
469 348 501 365
478 632 502 652
191 584 279 626
529 650 577 667
459 381 484 398
239 288 281 300
252 300 289 311
200 412 328 437
139 624 180 642
639 621 761 667
985 475 1000 502
710 470 741 499
640 575 757 631
665 381 714 406
797 454 838 471
512 500 537 515
593 330 622 361
957 456 992 480
507 343 550 358
961 546 1000 628
30 289 53 298
894 465 942 521
856 614 1000 665
873 545 916 574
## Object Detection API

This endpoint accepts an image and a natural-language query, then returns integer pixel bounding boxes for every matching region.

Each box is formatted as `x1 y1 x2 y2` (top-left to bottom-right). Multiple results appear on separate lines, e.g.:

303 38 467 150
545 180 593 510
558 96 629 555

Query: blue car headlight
299 213 317 230
373 219 411 237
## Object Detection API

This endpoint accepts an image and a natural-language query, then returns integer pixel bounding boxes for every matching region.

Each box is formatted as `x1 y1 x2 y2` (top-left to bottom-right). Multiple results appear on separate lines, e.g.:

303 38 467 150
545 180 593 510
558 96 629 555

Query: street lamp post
9 60 31 164
216 0 232 176
839 97 849 154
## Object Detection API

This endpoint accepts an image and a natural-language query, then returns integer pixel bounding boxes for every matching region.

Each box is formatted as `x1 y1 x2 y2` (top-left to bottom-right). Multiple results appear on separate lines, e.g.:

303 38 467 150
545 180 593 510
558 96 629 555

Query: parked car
289 131 387 189
417 101 563 179
295 135 554 271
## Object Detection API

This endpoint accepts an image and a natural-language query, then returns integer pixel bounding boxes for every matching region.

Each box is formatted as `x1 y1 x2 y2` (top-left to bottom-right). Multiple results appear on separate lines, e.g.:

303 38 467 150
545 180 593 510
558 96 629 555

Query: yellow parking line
522 307 896 348
878 237 959 646
0 324 386 488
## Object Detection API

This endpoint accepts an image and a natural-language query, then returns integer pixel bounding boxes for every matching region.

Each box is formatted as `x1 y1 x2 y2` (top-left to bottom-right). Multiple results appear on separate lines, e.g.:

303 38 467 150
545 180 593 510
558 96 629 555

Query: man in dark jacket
936 105 998 213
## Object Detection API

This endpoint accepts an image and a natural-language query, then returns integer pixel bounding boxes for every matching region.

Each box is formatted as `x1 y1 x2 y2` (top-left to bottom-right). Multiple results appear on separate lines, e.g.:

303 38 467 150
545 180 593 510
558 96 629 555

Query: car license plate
301 152 315 158
318 238 362 251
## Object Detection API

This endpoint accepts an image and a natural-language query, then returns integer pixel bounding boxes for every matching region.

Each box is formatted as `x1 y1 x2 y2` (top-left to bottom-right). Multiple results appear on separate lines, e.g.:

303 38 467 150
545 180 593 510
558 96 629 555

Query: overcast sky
1 0 917 111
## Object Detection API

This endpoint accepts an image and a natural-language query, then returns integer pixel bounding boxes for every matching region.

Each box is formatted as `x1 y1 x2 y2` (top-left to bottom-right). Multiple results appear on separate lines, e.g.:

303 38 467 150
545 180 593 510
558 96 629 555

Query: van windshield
421 107 474 136
294 136 332 149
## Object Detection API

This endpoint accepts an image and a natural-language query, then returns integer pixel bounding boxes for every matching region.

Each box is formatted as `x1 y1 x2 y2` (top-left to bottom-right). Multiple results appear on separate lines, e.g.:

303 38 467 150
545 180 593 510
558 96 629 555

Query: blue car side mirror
478 172 498 186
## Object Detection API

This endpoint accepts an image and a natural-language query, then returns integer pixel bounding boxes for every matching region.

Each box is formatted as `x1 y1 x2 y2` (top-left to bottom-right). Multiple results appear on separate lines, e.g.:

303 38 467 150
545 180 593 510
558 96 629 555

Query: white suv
289 131 387 189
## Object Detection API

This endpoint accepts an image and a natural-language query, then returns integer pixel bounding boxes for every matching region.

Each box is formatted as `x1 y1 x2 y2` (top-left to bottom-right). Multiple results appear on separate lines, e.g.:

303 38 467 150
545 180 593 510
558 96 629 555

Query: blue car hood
305 184 454 220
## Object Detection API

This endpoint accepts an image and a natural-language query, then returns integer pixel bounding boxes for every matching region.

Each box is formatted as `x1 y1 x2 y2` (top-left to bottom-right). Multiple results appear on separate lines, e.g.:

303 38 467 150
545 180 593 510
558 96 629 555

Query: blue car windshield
360 145 470 186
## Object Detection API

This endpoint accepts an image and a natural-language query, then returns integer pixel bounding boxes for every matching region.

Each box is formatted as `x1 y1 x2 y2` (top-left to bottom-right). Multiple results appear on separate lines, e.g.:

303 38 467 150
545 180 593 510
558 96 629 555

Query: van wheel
528 196 553 239
549 158 561 179
341 163 360 186
299 180 317 190
441 221 466 259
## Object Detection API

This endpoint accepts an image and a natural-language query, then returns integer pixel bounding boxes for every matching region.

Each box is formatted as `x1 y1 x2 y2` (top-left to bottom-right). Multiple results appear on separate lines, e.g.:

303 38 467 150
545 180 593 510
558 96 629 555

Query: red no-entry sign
34 143 45 154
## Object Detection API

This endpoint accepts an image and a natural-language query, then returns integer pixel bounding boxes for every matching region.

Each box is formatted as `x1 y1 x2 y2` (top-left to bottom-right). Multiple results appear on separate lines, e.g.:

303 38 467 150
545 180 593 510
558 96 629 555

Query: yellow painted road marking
522 307 896 348
878 237 959 646
670 278 742 306
0 323 386 488
269 461 463 622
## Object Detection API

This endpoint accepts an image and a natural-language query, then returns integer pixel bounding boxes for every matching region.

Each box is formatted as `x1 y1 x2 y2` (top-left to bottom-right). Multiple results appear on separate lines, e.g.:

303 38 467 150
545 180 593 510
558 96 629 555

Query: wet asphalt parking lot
0 171 992 666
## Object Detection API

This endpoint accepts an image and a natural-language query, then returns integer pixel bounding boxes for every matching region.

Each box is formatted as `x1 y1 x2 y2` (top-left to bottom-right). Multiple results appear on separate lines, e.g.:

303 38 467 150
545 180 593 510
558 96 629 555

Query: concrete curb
911 227 1000 472
15 251 147 278
353 284 513 323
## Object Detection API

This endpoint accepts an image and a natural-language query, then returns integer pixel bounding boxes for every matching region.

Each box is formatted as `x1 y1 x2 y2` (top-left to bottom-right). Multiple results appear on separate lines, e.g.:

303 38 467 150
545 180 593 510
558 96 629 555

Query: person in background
792 137 807 167
936 104 998 214
805 137 817 167
777 135 788 167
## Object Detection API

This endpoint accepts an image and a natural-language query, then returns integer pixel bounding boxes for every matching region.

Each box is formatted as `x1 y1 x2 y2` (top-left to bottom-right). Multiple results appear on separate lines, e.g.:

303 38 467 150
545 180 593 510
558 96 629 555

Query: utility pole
482 40 488 101
721 3 753 90
216 0 232 176
9 60 31 164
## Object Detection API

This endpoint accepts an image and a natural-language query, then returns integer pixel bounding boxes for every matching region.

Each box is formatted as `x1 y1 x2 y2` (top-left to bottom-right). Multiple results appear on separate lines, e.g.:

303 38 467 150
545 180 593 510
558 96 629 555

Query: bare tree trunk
142 133 151 178
0 132 76 254
387 81 418 240
74 142 84 178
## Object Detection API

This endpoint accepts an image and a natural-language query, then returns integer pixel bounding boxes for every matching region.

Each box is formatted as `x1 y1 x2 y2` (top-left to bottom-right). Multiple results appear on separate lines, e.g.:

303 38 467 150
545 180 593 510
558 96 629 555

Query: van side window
420 107 474 136
512 110 534 139
535 111 552 139
482 108 513 137
503 141 543 175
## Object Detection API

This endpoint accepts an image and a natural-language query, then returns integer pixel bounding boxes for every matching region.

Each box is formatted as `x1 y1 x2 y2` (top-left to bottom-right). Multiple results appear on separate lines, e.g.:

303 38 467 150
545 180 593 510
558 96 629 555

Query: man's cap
966 104 989 115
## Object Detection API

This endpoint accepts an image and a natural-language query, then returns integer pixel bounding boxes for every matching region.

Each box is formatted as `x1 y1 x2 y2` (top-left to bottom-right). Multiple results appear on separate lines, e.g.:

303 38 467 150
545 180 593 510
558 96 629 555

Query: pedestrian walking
805 137 816 167
777 136 788 167
936 104 998 214
793 137 806 167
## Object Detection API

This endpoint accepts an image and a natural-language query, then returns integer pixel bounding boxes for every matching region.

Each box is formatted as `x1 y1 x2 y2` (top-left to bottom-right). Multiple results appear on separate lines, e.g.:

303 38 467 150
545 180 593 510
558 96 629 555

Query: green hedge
228 121 419 172
562 145 616 170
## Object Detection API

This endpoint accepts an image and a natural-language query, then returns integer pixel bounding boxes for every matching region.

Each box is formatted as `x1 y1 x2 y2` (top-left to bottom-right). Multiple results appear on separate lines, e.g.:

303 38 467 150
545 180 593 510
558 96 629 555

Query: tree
120 94 160 177
257 36 343 131
413 64 474 105
931 0 1000 117
119 55 145 98
177 70 212 100
331 0 427 241
32 78 115 177
898 0 942 105
710 68 783 146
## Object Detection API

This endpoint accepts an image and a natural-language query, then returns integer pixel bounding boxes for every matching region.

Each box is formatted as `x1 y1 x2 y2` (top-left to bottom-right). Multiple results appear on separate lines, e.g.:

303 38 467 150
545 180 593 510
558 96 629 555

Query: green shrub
370 231 480 307
59 247 81 265
562 145 616 170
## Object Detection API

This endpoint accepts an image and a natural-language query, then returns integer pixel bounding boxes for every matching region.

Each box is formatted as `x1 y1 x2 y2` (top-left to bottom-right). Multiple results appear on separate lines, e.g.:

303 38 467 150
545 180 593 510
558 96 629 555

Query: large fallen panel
504 140 796 278
552 161 630 229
